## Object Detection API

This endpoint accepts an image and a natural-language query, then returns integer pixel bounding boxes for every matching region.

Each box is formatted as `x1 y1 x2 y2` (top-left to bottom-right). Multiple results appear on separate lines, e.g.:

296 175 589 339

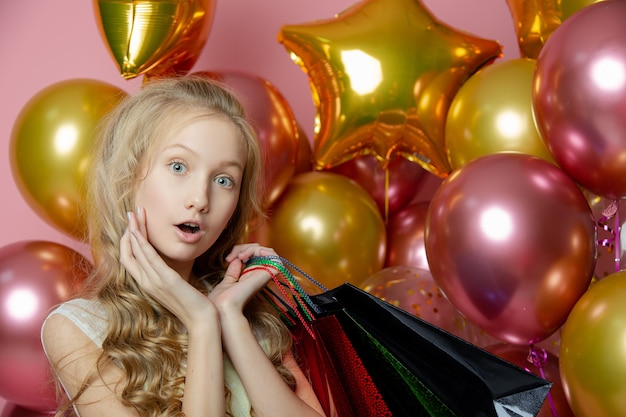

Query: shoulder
41 307 106 399
41 299 109 385
41 299 107 365
41 302 130 411
43 298 108 347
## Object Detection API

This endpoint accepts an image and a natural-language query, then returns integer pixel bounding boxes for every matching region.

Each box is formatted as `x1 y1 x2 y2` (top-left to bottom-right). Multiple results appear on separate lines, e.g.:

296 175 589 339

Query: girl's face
134 115 246 276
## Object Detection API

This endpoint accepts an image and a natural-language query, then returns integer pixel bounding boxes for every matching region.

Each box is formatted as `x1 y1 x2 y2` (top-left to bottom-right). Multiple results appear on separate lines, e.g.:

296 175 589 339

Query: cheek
135 179 167 212
218 195 240 225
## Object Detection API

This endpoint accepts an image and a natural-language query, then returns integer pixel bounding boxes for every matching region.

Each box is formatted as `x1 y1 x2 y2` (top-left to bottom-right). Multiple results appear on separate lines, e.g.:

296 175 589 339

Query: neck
163 258 194 282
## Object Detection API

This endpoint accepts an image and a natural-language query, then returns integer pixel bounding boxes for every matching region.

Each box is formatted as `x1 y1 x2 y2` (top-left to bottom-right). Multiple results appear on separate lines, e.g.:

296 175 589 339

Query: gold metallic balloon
505 0 606 59
267 172 386 292
561 0 607 19
278 0 502 178
560 272 626 417
446 58 555 170
94 0 216 79
10 79 128 240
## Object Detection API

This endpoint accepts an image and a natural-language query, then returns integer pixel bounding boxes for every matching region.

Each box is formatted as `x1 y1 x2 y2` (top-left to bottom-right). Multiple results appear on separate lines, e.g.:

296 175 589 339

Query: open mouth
177 223 200 234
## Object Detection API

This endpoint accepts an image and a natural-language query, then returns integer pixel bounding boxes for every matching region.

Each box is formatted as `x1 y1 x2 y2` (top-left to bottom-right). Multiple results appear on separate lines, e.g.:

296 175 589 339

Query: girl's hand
209 243 279 313
224 242 279 265
120 208 217 326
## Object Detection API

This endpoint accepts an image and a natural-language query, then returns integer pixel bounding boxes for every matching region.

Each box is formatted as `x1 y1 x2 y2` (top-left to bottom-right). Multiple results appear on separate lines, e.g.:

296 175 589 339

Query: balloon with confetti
359 265 469 339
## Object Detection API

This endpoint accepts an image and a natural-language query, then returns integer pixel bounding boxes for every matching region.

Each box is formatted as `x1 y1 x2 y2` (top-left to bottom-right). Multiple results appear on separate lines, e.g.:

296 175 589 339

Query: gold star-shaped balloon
505 0 606 59
278 0 502 177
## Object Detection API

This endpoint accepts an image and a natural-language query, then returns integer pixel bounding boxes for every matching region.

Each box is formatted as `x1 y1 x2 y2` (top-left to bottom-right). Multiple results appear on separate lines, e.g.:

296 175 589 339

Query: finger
223 258 243 284
127 210 139 236
128 229 160 275
120 227 141 278
238 267 274 292
225 243 259 262
236 245 267 261
239 246 278 263
135 205 148 238
124 213 160 274
126 211 156 266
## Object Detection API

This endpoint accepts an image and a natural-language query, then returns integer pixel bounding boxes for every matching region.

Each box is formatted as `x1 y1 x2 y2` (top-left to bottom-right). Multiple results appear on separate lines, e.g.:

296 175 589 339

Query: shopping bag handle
246 256 328 311
244 255 330 338
248 255 329 292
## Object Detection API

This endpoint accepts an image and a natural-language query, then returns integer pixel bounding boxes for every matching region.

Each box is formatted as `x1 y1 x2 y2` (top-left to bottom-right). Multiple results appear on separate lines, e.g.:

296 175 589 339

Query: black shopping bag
312 284 552 417
248 257 552 417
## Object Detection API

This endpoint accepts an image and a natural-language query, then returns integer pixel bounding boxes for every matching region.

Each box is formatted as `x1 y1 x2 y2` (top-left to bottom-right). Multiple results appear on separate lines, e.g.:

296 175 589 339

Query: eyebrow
162 143 245 170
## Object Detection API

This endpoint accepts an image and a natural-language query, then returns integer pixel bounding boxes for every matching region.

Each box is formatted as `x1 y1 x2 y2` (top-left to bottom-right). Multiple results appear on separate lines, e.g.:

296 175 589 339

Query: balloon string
384 167 390 224
528 345 558 417
596 200 619 265
614 200 621 273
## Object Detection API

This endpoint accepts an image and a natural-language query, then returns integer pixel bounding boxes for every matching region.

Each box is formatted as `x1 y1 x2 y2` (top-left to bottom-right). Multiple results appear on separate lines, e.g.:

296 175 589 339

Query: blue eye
215 176 234 188
169 162 187 174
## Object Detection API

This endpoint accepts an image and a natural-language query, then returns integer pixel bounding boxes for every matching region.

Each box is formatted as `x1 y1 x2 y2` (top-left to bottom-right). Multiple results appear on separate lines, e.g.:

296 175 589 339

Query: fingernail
127 211 132 221
136 206 141 216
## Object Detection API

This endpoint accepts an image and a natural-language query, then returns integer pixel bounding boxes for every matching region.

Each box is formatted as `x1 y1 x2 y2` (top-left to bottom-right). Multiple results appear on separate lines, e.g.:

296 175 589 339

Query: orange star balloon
94 0 216 79
278 0 502 177
505 0 606 59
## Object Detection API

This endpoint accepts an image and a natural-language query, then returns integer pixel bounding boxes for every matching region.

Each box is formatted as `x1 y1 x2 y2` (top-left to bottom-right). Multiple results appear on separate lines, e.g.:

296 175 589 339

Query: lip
174 221 204 244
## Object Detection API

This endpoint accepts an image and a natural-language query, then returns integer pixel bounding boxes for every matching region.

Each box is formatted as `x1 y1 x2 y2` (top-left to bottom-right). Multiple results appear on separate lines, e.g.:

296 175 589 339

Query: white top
42 298 253 417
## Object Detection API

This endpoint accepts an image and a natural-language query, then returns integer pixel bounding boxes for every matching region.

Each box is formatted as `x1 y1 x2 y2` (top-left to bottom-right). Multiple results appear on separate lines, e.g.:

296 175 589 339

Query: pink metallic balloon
425 154 596 345
0 402 53 417
533 0 626 199
328 155 426 219
385 202 430 270
0 241 90 412
485 344 575 417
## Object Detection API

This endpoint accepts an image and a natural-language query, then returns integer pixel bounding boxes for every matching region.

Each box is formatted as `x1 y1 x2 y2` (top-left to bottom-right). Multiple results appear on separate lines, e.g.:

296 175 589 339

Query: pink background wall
0 0 517 409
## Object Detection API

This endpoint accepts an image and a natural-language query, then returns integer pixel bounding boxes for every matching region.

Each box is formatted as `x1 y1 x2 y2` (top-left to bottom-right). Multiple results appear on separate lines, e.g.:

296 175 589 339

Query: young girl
41 76 326 417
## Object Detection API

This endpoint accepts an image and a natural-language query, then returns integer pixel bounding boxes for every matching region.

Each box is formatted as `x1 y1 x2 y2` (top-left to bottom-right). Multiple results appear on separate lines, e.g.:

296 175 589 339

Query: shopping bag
253 261 392 417
313 284 552 417
248 256 552 417
291 315 392 417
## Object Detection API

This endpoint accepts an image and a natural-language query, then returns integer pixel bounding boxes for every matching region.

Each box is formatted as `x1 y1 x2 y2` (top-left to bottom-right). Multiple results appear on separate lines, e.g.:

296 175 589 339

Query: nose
185 179 210 213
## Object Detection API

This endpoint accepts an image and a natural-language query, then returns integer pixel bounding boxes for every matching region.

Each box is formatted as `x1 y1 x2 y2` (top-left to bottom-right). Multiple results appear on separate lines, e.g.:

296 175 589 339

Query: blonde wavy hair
59 76 295 416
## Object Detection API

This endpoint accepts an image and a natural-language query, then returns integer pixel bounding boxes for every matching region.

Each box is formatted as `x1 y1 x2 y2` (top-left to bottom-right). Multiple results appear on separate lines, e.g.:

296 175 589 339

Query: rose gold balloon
294 124 313 175
328 155 426 219
0 241 91 412
533 0 626 199
0 403 54 417
94 0 216 79
194 71 299 208
486 343 574 417
425 153 596 345
385 202 430 270
267 172 386 292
